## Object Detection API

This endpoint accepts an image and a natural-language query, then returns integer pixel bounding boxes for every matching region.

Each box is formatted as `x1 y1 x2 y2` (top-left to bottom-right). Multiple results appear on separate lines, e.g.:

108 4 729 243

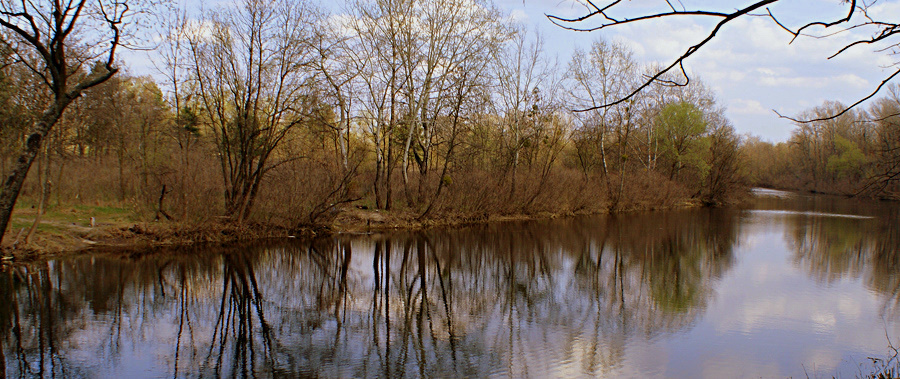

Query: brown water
2 189 900 378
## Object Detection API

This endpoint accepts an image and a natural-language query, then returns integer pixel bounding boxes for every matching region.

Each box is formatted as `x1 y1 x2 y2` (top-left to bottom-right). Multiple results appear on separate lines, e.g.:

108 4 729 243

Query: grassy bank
0 201 310 262
0 196 704 264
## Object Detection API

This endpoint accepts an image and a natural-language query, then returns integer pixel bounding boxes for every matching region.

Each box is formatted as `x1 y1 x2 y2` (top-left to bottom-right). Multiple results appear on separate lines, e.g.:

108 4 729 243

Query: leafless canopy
548 0 900 121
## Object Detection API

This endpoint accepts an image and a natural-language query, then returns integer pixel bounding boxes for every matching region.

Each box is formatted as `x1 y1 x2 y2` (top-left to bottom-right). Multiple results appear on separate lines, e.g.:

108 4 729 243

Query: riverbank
0 199 704 264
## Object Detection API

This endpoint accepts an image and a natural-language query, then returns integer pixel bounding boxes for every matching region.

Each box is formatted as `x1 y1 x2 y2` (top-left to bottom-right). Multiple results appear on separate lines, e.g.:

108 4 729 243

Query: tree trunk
0 325 5 378
616 117 632 211
374 142 384 209
54 158 66 208
156 184 173 221
509 120 520 203
401 118 414 206
0 135 41 245
179 139 190 220
420 109 462 219
0 99 69 245
386 130 394 211
598 125 615 209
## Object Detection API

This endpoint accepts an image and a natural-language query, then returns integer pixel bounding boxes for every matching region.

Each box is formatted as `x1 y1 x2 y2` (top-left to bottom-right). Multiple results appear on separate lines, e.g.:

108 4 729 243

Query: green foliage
826 135 866 178
178 106 201 135
656 101 709 178
657 102 707 145
690 136 712 179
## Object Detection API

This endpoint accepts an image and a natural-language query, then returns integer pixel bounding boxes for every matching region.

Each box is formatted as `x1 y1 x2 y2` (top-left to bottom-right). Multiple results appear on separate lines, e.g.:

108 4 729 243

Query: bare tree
344 0 508 210
493 26 556 200
0 0 134 245
344 0 406 210
310 23 358 175
155 5 204 220
567 38 641 211
395 0 508 206
186 0 319 221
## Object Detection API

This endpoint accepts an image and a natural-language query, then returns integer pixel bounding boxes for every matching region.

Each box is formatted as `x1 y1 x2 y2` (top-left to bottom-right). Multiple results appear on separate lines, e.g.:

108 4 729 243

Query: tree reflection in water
786 204 900 318
0 208 742 377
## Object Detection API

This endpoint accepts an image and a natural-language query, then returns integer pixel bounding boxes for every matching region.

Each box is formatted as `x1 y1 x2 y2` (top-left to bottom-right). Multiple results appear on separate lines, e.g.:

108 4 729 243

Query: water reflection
782 201 900 317
1 208 741 378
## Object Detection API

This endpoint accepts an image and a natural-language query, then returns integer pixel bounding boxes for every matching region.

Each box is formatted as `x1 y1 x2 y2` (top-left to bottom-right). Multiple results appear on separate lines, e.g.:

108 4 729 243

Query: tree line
744 86 900 199
0 0 746 241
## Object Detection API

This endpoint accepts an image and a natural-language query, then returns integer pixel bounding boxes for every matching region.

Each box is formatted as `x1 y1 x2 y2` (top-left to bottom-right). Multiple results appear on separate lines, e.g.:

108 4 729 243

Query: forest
0 0 896 249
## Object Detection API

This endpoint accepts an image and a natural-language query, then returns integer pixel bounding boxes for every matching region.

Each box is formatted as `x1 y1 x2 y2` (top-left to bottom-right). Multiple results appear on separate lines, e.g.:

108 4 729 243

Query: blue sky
125 0 900 142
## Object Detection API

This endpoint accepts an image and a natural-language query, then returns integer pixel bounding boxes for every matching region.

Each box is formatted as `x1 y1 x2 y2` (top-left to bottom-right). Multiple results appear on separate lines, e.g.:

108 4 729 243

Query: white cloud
508 9 529 23
863 1 900 26
730 99 769 115
615 18 708 62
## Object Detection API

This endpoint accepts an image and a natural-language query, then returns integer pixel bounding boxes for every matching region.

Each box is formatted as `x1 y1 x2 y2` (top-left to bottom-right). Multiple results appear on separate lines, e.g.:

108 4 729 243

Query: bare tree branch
550 0 900 121
553 1 778 112
775 68 900 123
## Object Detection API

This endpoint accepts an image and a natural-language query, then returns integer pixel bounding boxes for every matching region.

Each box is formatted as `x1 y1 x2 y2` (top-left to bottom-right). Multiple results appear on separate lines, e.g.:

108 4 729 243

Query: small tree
700 118 743 205
655 101 708 180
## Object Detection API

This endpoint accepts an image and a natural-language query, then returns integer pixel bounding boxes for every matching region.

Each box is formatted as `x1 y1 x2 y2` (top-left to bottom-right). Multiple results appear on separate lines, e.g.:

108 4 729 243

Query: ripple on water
751 188 796 198
747 209 874 219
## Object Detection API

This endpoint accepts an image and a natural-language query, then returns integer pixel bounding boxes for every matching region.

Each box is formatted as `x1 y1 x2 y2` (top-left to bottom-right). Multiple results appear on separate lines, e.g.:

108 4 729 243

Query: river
2 189 900 378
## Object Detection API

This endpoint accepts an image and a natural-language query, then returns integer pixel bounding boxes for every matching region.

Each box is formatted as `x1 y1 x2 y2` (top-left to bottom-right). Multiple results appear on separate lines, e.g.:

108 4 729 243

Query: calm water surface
3 190 900 378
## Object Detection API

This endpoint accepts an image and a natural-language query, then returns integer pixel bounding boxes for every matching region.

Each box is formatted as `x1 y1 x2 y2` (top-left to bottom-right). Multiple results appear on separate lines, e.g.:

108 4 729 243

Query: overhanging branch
775 68 900 123
550 0 900 121
555 0 778 112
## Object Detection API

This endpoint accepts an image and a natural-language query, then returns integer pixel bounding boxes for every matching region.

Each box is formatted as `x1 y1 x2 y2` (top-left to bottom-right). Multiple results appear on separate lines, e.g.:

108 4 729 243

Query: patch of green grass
71 204 131 217
9 220 30 232
8 219 66 235
11 201 139 228
53 208 133 225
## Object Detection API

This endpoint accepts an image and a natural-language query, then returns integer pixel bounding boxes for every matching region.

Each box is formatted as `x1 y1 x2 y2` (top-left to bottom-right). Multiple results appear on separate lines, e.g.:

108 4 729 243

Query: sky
126 0 900 143
493 0 900 142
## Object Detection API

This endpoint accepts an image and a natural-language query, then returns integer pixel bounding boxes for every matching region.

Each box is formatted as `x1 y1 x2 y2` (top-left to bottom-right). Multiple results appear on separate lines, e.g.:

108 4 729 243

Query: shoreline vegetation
0 194 710 264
